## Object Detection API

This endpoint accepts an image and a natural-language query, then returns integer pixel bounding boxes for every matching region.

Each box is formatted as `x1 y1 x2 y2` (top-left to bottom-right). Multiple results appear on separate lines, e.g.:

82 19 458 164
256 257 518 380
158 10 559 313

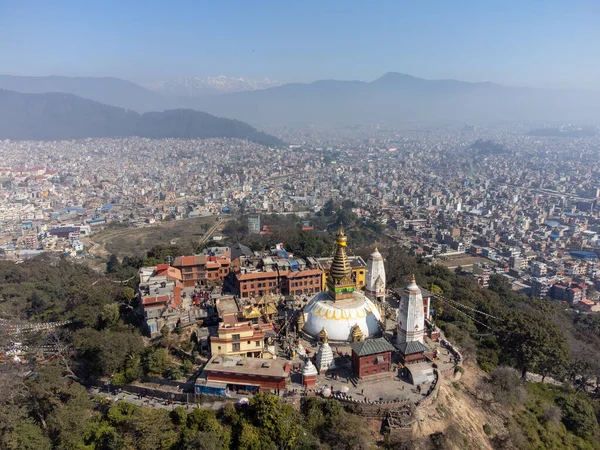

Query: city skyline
0 0 599 89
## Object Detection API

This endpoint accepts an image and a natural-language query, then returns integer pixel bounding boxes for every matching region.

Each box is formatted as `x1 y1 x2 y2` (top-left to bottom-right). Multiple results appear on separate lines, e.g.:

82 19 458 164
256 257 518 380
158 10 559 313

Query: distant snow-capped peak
143 76 280 96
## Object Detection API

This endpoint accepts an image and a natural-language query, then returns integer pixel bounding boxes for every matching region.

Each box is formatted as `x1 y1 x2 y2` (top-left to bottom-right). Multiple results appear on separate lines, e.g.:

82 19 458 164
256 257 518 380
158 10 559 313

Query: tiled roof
395 340 428 356
350 337 396 356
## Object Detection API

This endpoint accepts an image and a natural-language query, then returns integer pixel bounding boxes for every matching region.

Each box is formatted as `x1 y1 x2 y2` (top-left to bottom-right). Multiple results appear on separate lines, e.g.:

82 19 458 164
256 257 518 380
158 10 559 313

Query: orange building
173 255 231 287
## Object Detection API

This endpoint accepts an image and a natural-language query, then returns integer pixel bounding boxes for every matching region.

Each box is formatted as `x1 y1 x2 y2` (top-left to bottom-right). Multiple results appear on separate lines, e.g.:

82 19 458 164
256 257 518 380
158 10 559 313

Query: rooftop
201 355 290 378
351 337 396 356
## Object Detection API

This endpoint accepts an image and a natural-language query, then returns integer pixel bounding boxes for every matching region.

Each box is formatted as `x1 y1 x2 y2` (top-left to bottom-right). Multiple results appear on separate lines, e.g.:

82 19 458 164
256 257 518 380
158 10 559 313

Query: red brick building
234 268 322 298
396 341 428 365
173 255 231 287
350 338 396 378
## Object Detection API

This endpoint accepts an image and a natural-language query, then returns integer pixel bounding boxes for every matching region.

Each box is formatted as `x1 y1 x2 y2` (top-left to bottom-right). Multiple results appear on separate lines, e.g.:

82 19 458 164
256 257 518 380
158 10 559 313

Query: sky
0 0 599 89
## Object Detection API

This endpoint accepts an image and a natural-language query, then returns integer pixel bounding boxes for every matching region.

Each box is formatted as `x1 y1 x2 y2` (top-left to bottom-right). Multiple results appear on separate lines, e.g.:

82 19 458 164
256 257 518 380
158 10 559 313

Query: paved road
199 217 226 245
88 387 230 410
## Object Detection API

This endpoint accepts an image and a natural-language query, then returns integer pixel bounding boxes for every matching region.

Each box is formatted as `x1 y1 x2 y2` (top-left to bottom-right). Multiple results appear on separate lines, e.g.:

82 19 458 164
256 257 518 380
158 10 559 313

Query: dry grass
88 215 227 258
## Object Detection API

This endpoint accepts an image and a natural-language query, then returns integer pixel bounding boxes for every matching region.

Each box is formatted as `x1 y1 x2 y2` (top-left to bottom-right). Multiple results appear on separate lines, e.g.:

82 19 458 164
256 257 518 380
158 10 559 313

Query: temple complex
302 224 383 342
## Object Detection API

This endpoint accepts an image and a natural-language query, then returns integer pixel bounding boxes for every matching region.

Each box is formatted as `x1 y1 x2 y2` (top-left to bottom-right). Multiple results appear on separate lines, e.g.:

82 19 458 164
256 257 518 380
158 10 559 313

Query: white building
365 247 386 302
397 275 425 345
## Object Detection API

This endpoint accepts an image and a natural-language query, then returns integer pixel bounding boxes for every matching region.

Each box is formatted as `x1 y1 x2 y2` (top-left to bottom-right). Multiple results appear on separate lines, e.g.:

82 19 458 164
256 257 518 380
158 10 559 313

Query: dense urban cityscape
2 126 600 312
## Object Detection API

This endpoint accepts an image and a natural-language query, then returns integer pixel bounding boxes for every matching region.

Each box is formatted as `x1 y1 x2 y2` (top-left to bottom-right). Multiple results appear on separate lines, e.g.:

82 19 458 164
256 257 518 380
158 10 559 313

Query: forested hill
0 89 284 147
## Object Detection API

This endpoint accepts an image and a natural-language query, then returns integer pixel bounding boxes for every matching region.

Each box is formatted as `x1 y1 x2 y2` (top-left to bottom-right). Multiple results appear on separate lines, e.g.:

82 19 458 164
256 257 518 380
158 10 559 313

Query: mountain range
0 89 283 147
143 76 281 97
1 73 599 126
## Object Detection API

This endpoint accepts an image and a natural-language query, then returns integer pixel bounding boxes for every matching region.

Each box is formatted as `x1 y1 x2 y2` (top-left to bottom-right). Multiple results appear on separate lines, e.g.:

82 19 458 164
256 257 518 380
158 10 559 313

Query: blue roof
570 251 597 259
101 203 113 211
49 226 78 234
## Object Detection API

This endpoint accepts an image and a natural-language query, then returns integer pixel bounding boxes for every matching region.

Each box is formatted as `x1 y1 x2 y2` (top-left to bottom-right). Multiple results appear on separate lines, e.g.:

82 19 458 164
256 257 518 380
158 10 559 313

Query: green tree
323 199 336 217
74 328 144 377
497 311 569 380
143 348 171 377
99 303 120 329
106 254 120 274
1 419 52 450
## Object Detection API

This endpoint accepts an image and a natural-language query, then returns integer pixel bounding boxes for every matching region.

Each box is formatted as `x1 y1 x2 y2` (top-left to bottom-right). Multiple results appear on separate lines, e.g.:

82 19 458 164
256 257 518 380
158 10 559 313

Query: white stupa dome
303 290 382 342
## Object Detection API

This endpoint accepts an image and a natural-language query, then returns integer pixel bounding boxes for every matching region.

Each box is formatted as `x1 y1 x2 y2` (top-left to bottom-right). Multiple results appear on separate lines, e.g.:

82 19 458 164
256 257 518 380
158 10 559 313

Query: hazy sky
0 0 599 88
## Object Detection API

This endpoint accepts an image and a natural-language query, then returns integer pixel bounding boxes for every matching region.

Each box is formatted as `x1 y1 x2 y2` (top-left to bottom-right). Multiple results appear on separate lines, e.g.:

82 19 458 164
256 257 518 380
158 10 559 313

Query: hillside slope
0 74 176 112
0 89 284 147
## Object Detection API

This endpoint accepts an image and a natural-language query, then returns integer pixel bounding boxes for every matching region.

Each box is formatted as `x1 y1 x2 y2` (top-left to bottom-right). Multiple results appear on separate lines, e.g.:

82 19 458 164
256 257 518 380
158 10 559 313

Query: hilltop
0 89 284 146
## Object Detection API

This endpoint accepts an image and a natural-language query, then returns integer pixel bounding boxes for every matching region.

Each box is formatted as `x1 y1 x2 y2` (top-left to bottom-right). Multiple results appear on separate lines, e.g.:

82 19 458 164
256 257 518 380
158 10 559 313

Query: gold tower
327 223 356 301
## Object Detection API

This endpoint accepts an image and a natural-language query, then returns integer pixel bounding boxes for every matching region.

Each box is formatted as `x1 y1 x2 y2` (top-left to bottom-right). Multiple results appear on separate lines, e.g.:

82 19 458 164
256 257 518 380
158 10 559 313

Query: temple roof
351 337 396 356
395 340 428 356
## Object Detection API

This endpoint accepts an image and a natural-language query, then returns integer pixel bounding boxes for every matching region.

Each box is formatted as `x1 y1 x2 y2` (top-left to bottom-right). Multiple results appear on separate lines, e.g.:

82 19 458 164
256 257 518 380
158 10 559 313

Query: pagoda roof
395 340 428 356
351 337 396 357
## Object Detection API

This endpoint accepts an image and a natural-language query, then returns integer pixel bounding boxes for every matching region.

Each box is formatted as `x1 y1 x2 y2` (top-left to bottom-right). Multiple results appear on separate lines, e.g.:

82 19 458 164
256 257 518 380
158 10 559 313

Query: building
138 266 183 336
195 355 291 396
397 275 425 344
302 224 383 342
210 312 269 358
396 275 429 363
233 263 322 298
302 359 318 387
532 261 548 278
350 337 395 378
173 254 230 287
248 214 261 234
365 247 386 302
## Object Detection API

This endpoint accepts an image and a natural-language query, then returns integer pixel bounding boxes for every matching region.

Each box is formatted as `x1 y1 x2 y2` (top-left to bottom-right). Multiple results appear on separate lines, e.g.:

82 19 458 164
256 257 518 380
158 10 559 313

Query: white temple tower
365 247 386 302
315 328 334 374
397 274 425 344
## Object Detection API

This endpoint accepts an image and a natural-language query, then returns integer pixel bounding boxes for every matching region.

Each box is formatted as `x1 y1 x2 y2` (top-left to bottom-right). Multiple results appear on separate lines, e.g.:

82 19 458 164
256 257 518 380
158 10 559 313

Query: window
256 341 261 347
232 343 241 352
218 346 221 351
247 341 251 345
232 334 240 342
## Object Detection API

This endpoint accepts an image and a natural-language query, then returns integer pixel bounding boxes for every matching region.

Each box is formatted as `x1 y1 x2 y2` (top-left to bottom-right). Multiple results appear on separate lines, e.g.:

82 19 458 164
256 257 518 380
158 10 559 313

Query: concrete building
210 312 268 358
195 355 291 396
248 214 261 234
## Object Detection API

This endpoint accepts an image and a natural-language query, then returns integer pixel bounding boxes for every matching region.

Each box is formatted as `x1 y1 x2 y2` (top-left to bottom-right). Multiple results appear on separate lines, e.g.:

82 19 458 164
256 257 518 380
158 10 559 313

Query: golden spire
374 247 379 252
410 273 416 284
327 222 355 300
335 222 347 247
319 327 329 343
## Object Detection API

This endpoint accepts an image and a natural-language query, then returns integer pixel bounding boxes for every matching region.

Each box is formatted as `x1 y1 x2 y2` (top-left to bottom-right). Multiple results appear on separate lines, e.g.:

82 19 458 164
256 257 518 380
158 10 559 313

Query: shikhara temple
301 224 384 343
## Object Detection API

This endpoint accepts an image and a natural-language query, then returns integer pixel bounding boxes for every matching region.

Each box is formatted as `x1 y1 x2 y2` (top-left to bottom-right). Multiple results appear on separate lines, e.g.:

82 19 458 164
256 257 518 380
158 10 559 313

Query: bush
478 361 494 373
165 365 183 380
483 423 492 436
